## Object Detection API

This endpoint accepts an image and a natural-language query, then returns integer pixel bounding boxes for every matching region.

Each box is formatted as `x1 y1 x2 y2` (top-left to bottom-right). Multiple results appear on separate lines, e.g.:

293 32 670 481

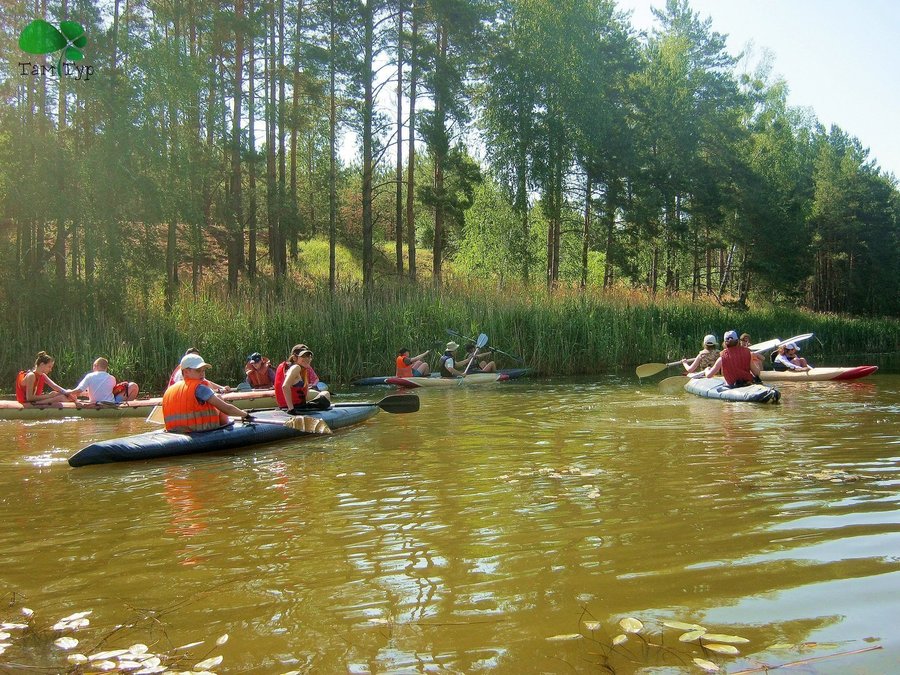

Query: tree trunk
227 0 245 293
394 4 404 275
431 23 448 286
247 0 257 281
361 0 375 295
580 172 591 289
328 0 337 292
405 0 418 281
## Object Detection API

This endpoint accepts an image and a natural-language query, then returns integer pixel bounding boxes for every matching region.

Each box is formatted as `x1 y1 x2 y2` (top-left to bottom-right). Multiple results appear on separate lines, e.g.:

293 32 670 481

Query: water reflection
0 374 897 672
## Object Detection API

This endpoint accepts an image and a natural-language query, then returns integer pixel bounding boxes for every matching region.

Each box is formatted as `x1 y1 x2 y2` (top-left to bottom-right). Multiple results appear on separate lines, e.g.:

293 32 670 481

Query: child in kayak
396 348 431 377
773 343 812 372
681 334 719 376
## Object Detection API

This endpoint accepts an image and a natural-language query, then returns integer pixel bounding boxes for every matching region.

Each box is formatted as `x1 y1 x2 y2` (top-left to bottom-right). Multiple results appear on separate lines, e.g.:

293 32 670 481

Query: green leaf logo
19 19 87 76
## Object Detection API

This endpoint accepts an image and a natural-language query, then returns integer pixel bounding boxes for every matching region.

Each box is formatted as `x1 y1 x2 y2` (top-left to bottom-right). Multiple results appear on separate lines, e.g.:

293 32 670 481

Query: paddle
293 394 421 415
658 375 689 394
463 333 489 375
635 360 685 379
446 328 525 364
146 405 164 424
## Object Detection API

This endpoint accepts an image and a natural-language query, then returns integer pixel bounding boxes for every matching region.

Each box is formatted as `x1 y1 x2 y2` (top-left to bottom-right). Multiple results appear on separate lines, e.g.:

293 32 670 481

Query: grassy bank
2 274 897 395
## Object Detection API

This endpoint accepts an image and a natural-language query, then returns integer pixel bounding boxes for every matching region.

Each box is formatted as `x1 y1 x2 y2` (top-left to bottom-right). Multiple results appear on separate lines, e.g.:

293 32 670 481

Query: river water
1 374 898 673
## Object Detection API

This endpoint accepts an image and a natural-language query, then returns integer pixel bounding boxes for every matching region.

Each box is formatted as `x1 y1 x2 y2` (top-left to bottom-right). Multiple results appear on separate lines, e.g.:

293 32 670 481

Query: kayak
385 368 530 388
68 405 378 467
759 365 878 382
354 368 530 386
684 377 781 403
0 389 277 421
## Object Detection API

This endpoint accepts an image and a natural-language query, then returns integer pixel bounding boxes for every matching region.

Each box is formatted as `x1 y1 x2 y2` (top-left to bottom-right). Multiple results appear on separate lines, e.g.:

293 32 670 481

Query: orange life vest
162 379 226 433
15 370 46 404
274 361 308 408
396 355 413 378
246 358 274 388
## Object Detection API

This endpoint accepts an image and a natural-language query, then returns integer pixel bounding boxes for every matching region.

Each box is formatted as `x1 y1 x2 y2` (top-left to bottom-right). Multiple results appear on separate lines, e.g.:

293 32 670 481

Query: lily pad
583 620 602 631
216 633 229 645
619 617 643 633
704 643 740 655
679 630 706 642
612 634 628 646
693 657 719 672
194 655 224 669
663 620 705 631
54 636 79 650
545 633 583 642
703 633 749 644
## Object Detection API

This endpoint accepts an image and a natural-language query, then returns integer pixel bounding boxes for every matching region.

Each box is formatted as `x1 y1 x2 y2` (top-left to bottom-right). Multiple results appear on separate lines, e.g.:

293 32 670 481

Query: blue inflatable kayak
68 405 379 467
684 377 781 403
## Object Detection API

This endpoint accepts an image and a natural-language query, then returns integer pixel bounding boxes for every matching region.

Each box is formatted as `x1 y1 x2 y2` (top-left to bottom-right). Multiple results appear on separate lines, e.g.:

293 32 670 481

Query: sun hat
247 352 262 362
297 348 313 357
703 334 716 346
723 330 739 342
181 353 212 370
784 342 799 351
446 341 459 352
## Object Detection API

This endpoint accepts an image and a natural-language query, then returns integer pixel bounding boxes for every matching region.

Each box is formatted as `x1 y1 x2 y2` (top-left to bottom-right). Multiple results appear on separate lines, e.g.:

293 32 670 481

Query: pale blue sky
617 0 900 178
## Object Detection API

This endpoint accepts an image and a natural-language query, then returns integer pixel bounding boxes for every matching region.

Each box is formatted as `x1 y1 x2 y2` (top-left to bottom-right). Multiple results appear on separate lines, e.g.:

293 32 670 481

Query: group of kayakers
681 330 813 388
397 341 497 379
15 352 139 408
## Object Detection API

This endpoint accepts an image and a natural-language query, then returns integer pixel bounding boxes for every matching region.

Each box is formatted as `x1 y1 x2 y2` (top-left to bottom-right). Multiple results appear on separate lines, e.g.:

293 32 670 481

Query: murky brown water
1 375 898 673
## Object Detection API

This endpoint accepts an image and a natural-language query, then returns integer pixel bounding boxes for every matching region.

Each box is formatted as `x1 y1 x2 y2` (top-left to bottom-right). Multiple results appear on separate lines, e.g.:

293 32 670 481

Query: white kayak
0 389 277 421
386 372 515 388
759 365 878 382
685 377 781 403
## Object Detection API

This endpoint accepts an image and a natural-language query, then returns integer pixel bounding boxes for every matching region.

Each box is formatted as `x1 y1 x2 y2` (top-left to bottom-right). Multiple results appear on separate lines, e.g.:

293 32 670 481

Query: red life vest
246 358 274 388
274 361 308 408
721 346 754 386
162 379 225 433
15 370 46 404
396 355 413 378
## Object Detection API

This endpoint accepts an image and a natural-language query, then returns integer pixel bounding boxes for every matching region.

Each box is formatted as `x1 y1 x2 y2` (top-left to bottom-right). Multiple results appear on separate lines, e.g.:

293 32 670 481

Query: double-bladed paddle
635 360 685 379
463 333 489 375
657 375 690 394
446 328 524 364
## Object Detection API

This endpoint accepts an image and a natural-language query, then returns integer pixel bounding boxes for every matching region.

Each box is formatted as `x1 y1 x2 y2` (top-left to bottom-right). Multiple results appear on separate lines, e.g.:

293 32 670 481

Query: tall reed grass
2 277 897 395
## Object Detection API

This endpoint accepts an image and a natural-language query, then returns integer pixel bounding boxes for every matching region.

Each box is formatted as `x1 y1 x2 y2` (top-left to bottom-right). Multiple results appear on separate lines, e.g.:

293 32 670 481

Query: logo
19 19 92 80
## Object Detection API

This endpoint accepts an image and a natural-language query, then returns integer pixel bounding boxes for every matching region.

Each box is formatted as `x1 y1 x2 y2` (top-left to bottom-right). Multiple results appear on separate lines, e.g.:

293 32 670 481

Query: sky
616 0 900 178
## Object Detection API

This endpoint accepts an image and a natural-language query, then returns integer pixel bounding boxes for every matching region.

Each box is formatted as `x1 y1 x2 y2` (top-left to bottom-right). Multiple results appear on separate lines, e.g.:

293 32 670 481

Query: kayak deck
685 377 781 403
68 405 377 467
0 389 276 421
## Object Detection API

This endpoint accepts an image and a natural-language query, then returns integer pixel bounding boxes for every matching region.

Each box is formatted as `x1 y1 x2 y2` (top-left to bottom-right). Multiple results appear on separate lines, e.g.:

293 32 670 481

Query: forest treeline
1 0 898 317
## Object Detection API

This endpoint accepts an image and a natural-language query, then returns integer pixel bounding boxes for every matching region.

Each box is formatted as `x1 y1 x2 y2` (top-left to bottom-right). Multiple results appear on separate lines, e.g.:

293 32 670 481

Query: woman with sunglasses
773 342 811 372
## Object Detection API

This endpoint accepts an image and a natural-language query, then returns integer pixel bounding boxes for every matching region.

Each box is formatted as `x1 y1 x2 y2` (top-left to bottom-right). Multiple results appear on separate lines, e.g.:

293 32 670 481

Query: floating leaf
174 641 205 650
128 643 150 655
67 653 88 664
583 620 602 631
664 620 705 631
0 646 6 656
70 618 90 629
704 643 740 655
134 667 166 675
703 633 749 644
59 610 92 622
768 642 794 650
90 649 129 661
679 630 707 642
612 634 628 646
142 656 161 667
0 632 9 640
1 623 29 630
545 633 582 642
21 608 34 618
693 657 719 672
194 654 224 669
95 660 117 671
619 617 643 634
118 661 143 671
19 19 66 54
54 637 79 650
216 633 229 645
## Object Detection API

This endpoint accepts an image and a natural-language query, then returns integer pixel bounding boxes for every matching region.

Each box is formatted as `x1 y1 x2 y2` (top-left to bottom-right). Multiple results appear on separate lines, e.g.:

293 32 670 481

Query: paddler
274 344 331 411
681 334 719 375
396 347 431 377
705 330 761 387
162 353 251 432
69 357 139 405
15 351 76 406
462 342 496 373
244 352 276 388
774 342 812 372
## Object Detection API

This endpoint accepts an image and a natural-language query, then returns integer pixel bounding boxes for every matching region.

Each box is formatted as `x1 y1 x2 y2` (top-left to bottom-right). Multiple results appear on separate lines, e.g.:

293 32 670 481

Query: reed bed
1 277 896 394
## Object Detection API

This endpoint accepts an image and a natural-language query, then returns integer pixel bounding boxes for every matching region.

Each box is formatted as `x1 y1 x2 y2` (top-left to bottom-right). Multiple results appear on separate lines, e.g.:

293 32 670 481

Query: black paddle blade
377 394 420 414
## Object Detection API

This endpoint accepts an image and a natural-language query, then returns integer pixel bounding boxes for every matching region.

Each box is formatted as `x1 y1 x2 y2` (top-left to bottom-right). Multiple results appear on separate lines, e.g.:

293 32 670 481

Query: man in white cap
162 353 251 433
706 330 760 387
438 341 469 377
